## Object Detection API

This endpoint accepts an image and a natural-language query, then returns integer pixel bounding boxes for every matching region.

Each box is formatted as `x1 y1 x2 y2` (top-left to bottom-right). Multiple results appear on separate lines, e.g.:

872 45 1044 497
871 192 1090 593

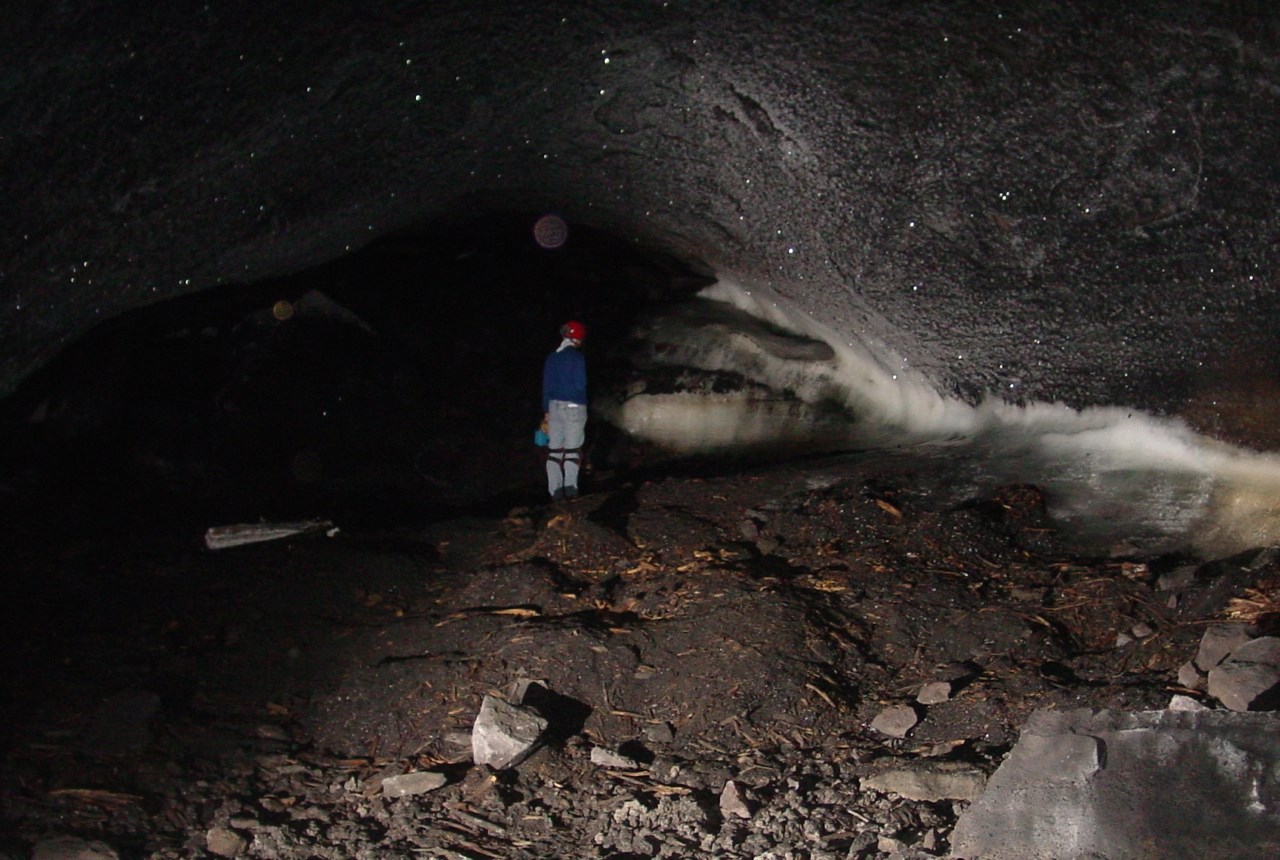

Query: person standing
542 320 587 500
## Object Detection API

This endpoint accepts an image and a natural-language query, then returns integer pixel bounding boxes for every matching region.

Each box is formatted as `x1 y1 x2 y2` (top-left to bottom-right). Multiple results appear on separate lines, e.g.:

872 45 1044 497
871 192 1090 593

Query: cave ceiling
3 1 1279 430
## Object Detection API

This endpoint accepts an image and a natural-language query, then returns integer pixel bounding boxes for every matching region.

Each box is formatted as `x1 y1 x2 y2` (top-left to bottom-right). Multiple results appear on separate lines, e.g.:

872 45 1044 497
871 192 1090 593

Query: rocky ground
2 451 1275 860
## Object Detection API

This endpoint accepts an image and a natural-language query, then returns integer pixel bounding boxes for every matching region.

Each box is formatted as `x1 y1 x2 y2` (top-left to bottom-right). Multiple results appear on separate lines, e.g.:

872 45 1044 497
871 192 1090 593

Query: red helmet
560 320 586 341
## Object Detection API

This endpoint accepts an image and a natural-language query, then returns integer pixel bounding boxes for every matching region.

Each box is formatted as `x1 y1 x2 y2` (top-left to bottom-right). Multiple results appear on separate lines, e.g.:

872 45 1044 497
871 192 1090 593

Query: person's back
542 346 586 410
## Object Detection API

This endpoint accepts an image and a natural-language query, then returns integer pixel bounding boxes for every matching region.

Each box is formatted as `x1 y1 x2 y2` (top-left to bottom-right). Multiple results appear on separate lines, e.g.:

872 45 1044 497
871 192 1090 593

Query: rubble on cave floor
2 457 1278 858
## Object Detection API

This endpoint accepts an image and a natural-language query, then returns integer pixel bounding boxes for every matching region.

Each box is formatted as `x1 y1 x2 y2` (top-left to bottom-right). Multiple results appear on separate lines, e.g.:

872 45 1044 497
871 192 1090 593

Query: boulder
1207 636 1280 712
950 708 1280 859
471 694 548 770
1194 623 1255 672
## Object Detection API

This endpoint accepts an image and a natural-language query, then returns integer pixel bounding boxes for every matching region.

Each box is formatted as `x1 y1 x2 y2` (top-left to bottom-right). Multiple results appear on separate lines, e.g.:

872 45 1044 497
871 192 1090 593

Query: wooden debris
1227 586 1280 627
204 519 334 550
445 806 508 836
805 682 838 709
48 788 143 807
438 605 542 625
874 499 903 519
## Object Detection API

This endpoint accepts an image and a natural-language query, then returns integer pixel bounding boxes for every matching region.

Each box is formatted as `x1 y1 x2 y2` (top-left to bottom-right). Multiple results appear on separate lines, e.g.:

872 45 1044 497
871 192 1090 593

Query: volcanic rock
471 694 548 770
1207 636 1280 712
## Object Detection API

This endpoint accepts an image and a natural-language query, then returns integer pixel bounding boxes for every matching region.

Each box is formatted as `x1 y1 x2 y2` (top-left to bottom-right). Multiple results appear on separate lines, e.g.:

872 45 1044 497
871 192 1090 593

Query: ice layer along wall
604 278 1280 559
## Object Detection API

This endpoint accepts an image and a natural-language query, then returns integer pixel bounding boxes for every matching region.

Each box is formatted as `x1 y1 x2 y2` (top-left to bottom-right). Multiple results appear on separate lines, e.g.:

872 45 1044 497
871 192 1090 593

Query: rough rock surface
471 695 549 770
950 708 1280 860
5 455 1280 858
860 765 987 804
4 1 1280 444
1207 635 1280 711
1194 622 1257 671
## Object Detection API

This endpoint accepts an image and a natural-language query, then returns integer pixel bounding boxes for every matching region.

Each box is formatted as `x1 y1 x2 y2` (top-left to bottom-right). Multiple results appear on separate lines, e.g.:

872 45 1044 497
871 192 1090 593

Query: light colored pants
546 399 586 497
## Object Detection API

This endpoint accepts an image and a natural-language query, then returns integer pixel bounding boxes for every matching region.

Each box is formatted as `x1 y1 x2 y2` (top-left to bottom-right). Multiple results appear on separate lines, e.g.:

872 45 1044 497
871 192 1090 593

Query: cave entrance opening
0 214 712 541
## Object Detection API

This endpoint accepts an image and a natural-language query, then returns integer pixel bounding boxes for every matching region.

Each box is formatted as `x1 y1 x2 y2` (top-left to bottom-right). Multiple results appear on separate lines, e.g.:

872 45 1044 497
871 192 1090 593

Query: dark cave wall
3 1 1280 435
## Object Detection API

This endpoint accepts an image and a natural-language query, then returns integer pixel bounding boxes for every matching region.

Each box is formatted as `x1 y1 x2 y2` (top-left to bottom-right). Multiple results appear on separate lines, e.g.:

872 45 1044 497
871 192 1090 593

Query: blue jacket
542 346 587 412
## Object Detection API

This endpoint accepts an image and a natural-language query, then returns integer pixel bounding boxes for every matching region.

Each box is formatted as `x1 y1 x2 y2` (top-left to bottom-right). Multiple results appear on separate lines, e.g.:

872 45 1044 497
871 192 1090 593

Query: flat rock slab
1207 636 1280 711
381 771 448 798
1195 623 1256 672
950 708 1280 860
860 763 987 802
917 680 953 705
870 704 918 738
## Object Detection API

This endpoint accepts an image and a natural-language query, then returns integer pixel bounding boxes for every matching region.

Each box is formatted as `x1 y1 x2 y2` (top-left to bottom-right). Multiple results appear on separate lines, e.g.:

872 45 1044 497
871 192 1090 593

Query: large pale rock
471 694 547 770
1194 623 1255 672
949 709 1280 860
860 763 987 802
1207 636 1280 712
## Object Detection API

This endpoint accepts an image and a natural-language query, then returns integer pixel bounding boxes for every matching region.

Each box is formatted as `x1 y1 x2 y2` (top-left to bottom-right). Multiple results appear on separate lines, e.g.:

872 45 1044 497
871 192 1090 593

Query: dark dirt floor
1 452 1274 859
